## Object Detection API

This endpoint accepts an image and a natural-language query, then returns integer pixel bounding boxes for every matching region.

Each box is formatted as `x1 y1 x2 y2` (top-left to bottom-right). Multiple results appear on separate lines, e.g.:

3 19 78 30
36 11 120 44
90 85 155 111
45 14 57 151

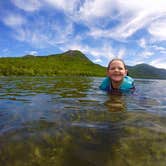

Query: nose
114 68 119 71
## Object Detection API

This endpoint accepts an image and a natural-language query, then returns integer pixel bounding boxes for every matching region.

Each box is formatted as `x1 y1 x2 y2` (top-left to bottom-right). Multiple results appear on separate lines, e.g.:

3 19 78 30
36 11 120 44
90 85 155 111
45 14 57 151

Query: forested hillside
0 50 105 76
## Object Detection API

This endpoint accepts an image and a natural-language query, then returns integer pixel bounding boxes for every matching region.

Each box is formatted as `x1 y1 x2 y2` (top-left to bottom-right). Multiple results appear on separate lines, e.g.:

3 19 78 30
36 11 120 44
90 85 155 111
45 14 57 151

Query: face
107 60 127 83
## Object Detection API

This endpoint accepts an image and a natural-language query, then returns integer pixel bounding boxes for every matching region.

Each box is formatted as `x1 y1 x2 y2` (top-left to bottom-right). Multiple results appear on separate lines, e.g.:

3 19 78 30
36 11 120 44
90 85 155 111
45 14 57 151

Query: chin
111 77 123 82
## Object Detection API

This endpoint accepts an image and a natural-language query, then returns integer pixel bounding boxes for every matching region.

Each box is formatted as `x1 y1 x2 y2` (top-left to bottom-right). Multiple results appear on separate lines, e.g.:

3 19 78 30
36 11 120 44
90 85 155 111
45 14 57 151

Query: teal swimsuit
99 76 135 93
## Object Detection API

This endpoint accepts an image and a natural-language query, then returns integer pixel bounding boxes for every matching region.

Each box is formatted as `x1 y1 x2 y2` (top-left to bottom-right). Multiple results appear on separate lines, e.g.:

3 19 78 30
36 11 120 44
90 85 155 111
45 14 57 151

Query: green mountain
0 50 166 79
127 64 166 79
0 50 105 76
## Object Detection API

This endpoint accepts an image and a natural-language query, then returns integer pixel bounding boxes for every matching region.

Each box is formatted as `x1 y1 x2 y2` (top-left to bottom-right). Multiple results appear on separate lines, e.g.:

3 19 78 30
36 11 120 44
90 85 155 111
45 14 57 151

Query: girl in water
100 58 135 93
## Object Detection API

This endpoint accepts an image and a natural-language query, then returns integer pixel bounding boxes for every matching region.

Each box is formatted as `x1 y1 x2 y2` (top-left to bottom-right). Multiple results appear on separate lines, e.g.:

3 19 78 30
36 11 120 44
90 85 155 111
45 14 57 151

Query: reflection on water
104 94 126 112
0 76 166 166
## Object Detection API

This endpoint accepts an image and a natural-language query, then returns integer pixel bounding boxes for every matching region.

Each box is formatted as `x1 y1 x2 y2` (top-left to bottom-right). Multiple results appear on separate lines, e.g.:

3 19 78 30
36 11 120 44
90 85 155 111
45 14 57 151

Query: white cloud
11 0 41 12
141 51 154 58
117 0 166 12
110 11 151 39
13 27 66 48
14 28 51 48
75 0 166 41
150 58 166 69
93 59 102 63
138 38 147 48
28 51 38 55
88 28 116 40
151 45 166 54
2 13 26 27
9 0 166 43
78 0 114 21
43 0 80 13
116 49 126 59
152 45 165 51
148 19 166 41
7 14 74 48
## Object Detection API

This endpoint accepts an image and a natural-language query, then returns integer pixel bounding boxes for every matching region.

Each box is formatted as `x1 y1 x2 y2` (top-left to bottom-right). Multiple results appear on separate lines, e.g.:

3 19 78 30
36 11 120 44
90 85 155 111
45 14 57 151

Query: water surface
0 76 166 166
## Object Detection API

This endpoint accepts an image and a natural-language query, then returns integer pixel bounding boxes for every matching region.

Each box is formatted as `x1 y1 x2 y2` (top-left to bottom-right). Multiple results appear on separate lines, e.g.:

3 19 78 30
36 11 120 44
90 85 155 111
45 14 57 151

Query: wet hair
107 58 129 75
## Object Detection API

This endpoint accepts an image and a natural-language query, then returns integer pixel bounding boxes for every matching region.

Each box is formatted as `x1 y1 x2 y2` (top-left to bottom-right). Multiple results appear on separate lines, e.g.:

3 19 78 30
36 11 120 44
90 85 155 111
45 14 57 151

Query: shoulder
124 76 134 83
120 76 135 91
99 77 110 91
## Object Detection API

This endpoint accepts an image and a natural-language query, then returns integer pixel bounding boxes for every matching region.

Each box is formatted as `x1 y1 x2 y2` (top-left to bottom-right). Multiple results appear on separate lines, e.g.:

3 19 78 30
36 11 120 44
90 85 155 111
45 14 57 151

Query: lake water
0 76 166 166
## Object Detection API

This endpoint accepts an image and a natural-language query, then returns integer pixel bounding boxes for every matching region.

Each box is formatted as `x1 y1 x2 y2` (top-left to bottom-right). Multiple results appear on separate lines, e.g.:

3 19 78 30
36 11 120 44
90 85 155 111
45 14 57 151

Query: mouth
113 74 122 77
111 75 123 81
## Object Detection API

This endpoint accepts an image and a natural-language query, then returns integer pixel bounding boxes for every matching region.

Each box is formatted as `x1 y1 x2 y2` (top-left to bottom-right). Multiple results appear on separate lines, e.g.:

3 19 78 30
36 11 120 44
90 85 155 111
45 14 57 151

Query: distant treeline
0 50 166 79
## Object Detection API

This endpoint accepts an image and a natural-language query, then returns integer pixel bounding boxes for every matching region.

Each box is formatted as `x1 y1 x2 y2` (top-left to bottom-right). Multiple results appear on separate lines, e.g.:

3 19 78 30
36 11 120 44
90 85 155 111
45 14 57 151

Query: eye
109 67 115 70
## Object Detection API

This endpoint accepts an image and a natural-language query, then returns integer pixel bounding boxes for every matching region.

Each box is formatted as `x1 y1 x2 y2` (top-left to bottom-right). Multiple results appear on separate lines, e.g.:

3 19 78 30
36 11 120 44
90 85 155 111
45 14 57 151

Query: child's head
107 58 128 83
107 58 127 70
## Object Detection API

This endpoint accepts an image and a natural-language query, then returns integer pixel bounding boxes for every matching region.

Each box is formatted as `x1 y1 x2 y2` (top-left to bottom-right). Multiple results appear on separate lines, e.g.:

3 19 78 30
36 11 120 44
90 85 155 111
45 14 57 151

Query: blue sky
0 0 166 69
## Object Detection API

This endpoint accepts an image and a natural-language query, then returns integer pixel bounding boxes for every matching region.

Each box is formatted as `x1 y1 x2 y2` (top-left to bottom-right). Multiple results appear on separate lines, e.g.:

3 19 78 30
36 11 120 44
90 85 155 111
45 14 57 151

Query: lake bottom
0 111 166 166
